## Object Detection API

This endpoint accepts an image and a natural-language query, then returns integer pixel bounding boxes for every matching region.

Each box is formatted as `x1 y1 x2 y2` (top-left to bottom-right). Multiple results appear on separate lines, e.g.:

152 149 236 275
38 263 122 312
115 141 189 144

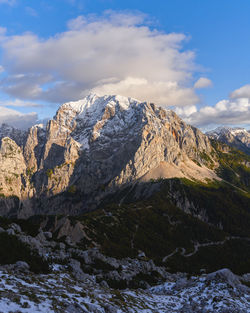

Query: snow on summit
60 93 142 121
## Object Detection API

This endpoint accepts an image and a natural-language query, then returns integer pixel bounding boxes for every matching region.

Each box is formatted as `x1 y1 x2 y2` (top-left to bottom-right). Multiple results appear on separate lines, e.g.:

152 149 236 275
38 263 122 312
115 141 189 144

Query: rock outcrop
0 94 218 217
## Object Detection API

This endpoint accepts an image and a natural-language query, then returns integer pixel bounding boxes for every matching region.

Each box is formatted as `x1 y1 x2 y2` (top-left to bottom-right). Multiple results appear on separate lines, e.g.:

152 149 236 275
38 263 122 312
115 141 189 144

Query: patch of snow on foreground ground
0 266 249 313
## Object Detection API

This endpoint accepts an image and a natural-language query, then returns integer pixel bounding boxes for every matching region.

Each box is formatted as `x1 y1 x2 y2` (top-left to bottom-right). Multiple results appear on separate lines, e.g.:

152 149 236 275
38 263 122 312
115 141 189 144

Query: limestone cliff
0 94 218 216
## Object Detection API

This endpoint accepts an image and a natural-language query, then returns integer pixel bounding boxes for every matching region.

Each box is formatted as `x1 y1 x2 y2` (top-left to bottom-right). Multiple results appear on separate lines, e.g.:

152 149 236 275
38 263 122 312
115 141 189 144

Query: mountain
0 93 218 217
207 126 250 155
0 94 249 304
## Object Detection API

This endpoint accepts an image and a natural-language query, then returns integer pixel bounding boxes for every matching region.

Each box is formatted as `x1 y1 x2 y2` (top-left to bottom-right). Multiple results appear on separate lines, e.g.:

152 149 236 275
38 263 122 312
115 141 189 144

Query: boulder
6 228 15 236
10 223 22 233
69 258 95 282
14 261 30 272
59 242 66 250
65 303 88 313
100 280 109 288
206 268 241 288
44 231 52 239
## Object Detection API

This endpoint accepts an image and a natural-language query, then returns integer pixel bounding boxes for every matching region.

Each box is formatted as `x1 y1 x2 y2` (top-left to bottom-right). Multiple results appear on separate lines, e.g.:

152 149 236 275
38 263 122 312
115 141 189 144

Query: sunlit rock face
0 94 216 216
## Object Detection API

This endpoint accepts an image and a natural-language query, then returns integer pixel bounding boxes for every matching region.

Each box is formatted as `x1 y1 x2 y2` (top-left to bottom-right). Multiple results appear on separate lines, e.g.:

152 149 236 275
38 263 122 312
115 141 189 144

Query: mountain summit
0 94 219 216
207 126 250 155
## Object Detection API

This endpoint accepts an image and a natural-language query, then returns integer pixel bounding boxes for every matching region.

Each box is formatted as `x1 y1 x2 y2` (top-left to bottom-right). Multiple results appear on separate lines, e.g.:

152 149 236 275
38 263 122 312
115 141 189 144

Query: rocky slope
0 266 249 313
0 94 218 217
207 126 250 155
0 219 249 313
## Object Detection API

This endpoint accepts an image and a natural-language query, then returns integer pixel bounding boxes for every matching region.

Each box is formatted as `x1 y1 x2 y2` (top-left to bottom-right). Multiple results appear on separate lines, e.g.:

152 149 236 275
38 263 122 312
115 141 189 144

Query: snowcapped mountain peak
207 126 250 154
55 93 143 130
207 126 248 138
60 93 142 116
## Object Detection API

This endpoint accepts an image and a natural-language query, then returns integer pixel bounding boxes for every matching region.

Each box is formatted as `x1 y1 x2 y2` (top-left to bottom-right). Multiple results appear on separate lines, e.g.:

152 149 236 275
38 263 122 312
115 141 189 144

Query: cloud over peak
0 12 200 107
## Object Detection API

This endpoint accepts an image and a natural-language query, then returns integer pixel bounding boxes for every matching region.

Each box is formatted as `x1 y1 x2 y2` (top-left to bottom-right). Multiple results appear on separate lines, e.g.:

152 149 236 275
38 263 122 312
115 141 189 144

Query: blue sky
0 0 250 130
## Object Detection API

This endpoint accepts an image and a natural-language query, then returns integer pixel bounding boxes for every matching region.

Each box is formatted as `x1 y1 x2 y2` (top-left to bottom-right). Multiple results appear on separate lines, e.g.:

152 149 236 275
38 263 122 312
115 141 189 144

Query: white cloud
0 99 41 107
91 77 199 107
0 106 37 129
177 97 250 128
0 12 199 107
194 77 212 89
230 84 250 99
175 105 197 117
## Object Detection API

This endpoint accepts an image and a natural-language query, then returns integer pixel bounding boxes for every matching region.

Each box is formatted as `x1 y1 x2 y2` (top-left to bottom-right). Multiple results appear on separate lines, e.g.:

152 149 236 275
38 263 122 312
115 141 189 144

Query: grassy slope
71 143 250 275
75 176 250 275
211 139 250 192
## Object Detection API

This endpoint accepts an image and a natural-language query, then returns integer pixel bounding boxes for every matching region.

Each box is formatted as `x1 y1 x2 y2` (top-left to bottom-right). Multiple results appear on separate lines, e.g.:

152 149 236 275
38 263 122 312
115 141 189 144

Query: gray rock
65 303 88 313
43 231 52 239
138 251 146 258
102 303 118 313
206 268 241 288
10 223 22 233
0 94 215 217
65 236 73 246
242 273 250 282
175 277 188 290
86 303 102 313
59 242 65 250
207 126 250 155
69 258 95 282
14 261 30 272
6 228 15 236
100 280 109 288
36 231 47 243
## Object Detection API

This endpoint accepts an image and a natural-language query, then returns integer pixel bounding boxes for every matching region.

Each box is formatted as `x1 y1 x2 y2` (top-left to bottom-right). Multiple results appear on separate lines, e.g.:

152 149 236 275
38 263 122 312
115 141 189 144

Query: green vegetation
68 185 77 194
26 167 35 178
46 168 54 179
166 239 250 274
5 176 13 184
163 179 250 237
75 175 250 275
211 140 250 192
0 232 49 273
199 151 214 168
0 216 40 237
0 138 249 277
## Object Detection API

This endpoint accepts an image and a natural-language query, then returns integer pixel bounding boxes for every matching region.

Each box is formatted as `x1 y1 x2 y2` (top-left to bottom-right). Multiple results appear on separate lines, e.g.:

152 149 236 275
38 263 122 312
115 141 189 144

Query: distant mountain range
207 126 250 155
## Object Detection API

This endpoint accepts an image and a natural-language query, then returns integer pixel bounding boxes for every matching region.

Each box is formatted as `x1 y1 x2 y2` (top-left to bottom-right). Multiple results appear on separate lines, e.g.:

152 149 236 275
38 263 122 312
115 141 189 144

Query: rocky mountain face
0 95 249 312
0 94 218 217
207 126 250 155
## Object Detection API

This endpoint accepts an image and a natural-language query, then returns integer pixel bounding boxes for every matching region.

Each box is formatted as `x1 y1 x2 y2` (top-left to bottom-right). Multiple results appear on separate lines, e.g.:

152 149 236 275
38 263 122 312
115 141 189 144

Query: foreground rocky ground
0 265 249 313
0 222 249 312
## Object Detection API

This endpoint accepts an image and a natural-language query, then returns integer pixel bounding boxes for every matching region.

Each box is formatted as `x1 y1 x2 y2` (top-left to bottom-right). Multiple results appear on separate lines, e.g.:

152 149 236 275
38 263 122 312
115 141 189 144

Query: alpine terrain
207 126 250 155
0 94 249 312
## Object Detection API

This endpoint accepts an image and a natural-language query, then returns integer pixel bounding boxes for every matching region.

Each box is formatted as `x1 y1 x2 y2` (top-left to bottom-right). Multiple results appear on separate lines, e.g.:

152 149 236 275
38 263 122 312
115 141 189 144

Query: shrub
46 169 54 179
0 232 50 274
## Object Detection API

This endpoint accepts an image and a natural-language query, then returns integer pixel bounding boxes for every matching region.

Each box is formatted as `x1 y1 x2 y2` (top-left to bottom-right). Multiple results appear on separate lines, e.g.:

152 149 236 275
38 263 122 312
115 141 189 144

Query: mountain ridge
0 93 219 217
207 126 250 155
